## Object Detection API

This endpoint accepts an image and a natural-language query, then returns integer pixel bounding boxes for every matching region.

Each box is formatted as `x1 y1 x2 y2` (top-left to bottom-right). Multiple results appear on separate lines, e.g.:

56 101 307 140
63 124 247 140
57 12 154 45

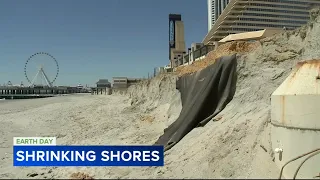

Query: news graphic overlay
13 137 164 166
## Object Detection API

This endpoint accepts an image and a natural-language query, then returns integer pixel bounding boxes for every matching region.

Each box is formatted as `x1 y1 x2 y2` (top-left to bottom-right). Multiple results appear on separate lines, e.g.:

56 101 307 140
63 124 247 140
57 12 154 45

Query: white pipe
275 148 283 153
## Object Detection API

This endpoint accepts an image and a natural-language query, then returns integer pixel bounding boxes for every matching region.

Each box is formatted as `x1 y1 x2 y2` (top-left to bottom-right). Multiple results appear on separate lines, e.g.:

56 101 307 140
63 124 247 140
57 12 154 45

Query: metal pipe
293 150 320 179
278 148 320 179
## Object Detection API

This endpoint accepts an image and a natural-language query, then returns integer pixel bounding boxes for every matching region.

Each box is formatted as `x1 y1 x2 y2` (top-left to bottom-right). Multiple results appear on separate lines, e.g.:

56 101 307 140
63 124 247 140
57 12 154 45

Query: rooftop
112 77 128 80
96 79 110 84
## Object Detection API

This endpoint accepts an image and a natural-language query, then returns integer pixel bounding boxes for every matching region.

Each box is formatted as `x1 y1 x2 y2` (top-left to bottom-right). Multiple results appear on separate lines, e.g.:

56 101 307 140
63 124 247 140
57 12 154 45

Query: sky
0 0 208 86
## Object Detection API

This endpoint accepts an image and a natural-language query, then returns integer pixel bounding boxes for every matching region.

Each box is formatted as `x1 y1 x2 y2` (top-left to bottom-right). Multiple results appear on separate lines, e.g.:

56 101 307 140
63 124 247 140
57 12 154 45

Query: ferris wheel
24 52 59 87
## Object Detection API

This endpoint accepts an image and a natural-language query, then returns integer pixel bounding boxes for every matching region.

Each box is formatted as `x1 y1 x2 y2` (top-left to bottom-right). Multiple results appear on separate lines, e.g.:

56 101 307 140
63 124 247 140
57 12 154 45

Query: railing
193 45 215 60
152 44 216 76
184 54 189 62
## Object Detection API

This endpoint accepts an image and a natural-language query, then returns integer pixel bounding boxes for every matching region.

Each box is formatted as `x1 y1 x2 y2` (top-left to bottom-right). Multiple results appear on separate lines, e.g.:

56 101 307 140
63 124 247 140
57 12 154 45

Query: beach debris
70 172 94 179
140 115 155 123
260 144 268 152
213 116 223 121
27 173 38 177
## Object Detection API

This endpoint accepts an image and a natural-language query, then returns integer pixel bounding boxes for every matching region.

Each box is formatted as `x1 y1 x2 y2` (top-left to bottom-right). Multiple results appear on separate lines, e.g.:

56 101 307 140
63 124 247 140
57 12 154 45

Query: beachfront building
112 77 144 89
91 79 111 95
96 79 111 88
112 77 128 89
203 0 320 45
207 0 230 31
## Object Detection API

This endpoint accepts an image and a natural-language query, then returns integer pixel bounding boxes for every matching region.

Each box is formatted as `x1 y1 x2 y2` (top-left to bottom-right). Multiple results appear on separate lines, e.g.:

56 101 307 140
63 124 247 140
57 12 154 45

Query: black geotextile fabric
154 54 238 151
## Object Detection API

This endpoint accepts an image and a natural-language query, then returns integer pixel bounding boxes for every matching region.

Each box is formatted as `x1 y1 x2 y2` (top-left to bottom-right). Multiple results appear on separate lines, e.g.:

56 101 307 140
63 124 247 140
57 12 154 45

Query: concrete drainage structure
271 60 320 179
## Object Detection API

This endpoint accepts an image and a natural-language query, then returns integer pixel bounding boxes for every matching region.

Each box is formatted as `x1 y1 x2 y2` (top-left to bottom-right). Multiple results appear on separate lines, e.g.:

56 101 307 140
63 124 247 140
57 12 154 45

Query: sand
1 7 320 180
0 94 172 179
0 71 281 179
175 41 260 76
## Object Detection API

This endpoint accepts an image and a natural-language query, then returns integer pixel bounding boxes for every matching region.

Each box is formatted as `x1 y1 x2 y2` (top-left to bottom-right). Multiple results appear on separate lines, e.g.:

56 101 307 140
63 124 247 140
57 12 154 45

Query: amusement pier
1 52 142 100
0 85 87 99
0 52 90 100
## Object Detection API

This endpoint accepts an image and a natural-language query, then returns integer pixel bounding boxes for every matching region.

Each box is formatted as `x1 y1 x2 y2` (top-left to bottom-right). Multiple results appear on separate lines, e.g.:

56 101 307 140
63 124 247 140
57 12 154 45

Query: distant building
96 79 111 88
207 0 230 32
169 14 186 68
112 77 144 89
112 77 128 89
203 0 320 44
90 79 112 95
77 83 83 89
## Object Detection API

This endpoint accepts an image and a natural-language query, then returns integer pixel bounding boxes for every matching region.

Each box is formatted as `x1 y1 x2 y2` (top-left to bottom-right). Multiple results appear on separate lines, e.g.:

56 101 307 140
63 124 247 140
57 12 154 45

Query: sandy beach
1 9 320 179
0 94 172 179
0 71 280 179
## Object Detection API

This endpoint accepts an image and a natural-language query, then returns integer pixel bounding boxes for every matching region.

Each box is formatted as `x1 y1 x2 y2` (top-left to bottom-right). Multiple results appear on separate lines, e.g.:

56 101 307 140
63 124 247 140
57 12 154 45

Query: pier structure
0 86 84 99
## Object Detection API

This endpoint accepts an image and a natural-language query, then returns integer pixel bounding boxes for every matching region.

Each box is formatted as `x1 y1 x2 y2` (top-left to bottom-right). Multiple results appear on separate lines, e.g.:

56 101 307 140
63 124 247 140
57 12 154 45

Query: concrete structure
169 14 186 68
203 0 320 44
112 77 128 89
189 43 204 63
219 28 283 43
207 0 230 31
91 79 111 95
111 77 144 93
271 60 320 179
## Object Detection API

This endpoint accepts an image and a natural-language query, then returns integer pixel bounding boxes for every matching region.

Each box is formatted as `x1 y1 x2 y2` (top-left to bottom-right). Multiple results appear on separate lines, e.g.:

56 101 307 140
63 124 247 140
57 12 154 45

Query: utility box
271 60 320 179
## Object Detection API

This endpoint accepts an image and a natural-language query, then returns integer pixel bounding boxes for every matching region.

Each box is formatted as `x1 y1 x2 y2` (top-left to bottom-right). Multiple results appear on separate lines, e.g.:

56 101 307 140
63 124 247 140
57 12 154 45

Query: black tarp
154 54 238 151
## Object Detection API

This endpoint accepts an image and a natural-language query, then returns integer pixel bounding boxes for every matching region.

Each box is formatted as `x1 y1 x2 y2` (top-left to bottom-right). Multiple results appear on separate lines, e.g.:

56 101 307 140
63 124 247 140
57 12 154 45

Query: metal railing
193 45 215 60
152 44 216 76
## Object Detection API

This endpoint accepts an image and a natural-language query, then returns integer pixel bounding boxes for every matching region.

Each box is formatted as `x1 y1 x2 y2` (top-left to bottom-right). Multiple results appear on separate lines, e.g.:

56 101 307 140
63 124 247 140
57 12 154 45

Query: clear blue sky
0 0 207 86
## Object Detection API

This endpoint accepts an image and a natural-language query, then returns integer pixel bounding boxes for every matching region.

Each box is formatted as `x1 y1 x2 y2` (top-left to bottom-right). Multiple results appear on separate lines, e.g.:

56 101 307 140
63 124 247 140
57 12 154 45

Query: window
241 12 308 20
246 8 309 15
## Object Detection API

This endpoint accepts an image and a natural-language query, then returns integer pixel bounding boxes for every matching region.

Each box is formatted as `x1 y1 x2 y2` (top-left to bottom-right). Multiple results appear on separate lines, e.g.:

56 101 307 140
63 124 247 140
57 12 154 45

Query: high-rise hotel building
204 0 320 44
208 0 230 31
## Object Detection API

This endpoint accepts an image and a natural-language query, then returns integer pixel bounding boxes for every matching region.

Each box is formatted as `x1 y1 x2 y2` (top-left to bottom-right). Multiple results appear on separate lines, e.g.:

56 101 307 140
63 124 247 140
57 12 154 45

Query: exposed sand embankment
111 8 320 179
